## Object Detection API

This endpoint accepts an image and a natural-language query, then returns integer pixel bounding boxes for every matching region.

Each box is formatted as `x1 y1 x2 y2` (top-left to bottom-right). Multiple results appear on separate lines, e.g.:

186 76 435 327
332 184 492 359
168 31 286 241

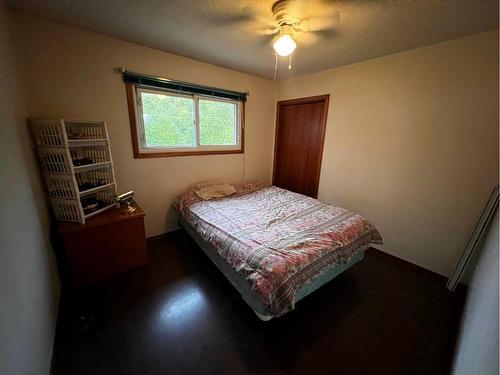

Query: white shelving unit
29 118 118 224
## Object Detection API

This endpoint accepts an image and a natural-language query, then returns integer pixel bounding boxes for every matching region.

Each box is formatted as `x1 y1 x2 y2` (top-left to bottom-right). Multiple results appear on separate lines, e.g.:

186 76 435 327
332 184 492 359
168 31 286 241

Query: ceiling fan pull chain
273 53 278 80
288 54 292 70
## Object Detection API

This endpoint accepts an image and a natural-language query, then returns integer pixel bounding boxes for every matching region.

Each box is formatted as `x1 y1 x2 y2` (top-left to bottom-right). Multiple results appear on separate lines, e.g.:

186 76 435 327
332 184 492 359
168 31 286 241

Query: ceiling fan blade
258 25 280 35
258 33 277 46
295 32 320 46
203 12 255 26
311 27 338 38
294 27 337 46
296 13 340 32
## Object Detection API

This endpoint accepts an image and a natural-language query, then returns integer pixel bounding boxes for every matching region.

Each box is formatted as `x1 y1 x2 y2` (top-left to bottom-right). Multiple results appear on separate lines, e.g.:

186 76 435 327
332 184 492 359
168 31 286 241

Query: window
126 84 244 158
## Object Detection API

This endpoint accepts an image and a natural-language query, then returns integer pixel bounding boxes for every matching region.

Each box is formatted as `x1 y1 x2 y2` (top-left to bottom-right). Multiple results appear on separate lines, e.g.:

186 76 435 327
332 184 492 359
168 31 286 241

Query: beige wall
0 3 60 374
14 12 277 237
278 31 499 276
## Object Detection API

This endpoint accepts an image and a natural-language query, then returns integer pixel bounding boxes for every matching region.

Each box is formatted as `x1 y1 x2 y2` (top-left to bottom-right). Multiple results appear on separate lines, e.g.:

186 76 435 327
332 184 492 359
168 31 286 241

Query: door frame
272 94 330 198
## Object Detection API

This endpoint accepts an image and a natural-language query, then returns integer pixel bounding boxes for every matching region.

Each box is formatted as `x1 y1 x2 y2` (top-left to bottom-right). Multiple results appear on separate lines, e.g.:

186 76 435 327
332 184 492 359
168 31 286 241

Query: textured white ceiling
8 0 499 79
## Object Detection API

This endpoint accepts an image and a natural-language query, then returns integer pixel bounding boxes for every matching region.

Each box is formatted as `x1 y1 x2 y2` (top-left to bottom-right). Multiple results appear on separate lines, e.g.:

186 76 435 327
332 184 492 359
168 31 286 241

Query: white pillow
192 181 236 200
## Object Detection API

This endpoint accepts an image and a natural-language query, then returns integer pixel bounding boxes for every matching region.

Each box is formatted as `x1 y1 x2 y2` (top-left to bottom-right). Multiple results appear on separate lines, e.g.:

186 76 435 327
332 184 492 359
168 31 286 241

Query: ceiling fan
202 0 338 78
268 1 324 54
267 0 338 77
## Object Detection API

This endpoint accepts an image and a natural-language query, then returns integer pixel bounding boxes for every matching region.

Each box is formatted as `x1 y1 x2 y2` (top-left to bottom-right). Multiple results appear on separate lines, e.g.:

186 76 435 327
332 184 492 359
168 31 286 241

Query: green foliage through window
199 99 236 145
139 89 239 149
142 92 195 147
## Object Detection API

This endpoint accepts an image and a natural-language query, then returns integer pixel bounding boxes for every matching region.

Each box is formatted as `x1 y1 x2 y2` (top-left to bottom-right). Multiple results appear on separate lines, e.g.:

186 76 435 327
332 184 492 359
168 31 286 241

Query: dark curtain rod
122 70 248 101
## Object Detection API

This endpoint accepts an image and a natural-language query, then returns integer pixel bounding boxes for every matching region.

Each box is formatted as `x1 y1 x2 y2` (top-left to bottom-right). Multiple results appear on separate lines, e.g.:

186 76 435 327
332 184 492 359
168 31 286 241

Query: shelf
84 203 117 220
79 183 115 197
73 161 112 173
30 118 117 224
68 139 109 147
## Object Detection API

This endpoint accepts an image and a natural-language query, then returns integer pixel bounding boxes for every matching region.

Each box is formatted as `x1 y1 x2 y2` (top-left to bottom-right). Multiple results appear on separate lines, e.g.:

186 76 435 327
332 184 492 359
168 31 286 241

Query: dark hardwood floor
53 230 466 375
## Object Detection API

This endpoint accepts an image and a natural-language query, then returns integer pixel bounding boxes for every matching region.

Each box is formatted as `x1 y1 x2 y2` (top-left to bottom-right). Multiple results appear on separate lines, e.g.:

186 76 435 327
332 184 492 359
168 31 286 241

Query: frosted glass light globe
273 34 297 57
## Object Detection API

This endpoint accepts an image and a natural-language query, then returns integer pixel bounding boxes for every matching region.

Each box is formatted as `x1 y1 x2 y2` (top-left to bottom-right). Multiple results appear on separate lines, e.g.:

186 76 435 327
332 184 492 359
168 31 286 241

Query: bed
174 183 382 320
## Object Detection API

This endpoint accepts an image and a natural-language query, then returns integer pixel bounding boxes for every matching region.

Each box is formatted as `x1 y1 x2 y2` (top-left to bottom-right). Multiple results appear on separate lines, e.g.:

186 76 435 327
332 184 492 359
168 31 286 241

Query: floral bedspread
175 184 382 317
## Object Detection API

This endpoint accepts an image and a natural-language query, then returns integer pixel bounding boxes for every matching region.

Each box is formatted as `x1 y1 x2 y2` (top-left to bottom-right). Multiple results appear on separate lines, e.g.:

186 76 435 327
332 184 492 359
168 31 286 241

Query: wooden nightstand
58 203 148 287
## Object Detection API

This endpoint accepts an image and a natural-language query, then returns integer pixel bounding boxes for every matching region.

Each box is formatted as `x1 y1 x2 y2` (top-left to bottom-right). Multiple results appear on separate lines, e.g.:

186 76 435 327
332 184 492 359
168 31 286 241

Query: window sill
133 149 244 158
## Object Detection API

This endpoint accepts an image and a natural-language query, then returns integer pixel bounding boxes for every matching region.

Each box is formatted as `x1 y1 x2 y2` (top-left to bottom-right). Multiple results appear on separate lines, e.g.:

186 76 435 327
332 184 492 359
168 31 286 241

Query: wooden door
273 95 329 198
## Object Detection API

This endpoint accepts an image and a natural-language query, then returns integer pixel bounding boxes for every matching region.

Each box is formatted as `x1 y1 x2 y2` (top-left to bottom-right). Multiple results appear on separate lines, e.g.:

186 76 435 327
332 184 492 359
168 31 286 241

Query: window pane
141 91 195 147
199 99 237 145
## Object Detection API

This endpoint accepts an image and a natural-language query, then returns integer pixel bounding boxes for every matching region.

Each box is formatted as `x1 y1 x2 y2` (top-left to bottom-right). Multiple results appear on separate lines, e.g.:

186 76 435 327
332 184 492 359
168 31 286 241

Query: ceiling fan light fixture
273 33 296 57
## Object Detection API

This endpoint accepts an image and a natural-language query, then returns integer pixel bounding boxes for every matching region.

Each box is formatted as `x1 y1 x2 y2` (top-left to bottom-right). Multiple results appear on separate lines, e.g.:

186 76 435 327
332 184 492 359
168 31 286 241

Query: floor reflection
157 281 207 329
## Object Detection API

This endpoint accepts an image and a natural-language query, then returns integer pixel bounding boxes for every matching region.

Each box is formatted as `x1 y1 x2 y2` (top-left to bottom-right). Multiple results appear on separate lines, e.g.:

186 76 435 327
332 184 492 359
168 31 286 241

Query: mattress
175 184 382 318
180 215 365 319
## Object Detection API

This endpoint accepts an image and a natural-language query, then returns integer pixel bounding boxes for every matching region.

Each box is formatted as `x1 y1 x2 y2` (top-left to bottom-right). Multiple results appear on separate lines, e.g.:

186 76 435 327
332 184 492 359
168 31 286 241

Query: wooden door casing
273 95 330 198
